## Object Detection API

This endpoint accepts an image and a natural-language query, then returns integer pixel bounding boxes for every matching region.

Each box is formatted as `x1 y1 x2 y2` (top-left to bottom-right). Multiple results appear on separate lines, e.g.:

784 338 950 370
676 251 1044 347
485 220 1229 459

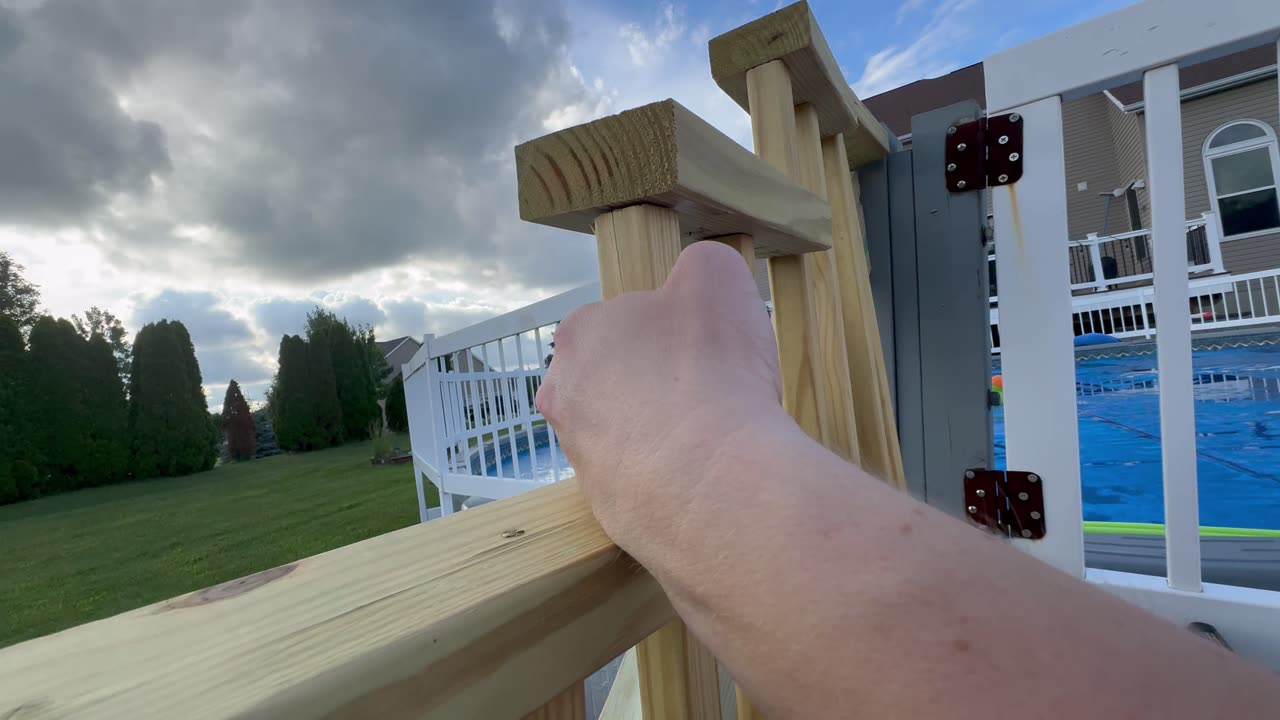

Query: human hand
536 241 786 561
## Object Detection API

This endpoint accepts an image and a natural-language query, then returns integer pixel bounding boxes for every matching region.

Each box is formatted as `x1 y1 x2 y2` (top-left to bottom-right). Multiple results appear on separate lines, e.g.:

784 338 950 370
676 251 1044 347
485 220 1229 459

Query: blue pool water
996 340 1280 530
486 440 568 484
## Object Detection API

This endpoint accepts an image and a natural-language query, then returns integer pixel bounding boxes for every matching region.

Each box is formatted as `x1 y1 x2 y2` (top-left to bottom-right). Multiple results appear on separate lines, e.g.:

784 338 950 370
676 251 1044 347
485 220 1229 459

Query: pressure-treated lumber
596 204 723 720
709 1 889 168
0 480 672 720
795 103 859 462
516 99 831 258
600 650 642 720
525 684 587 720
822 133 907 488
749 61 831 446
713 233 756 267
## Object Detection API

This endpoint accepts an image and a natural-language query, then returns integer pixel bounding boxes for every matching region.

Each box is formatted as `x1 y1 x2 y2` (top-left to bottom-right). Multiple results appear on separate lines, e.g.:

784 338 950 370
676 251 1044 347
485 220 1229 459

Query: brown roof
861 46 1277 139
1107 44 1277 106
862 62 985 138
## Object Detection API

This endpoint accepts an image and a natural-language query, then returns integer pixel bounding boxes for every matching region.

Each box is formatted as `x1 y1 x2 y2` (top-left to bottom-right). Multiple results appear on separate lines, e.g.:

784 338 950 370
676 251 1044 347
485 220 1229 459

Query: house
751 45 1280 338
377 336 422 383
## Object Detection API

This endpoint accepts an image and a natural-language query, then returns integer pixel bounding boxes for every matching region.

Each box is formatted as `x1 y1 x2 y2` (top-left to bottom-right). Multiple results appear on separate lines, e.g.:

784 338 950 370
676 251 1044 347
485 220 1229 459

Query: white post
1087 233 1109 291
1203 211 1225 274
403 333 439 523
1145 64 1202 593
990 96 1087 577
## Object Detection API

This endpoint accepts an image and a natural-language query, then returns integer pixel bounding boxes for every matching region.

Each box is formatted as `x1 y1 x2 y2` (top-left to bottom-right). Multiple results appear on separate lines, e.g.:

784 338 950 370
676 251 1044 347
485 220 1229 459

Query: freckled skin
539 242 1280 719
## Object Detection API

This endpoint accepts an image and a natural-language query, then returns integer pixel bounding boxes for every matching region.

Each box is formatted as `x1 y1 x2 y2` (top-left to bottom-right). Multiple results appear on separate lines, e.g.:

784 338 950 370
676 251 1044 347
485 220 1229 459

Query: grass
0 434 437 649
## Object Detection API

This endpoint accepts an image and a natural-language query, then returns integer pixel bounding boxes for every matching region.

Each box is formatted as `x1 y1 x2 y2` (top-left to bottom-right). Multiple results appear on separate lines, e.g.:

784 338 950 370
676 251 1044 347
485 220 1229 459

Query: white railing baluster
535 325 562 482
515 330 539 481
497 339 520 481
1145 63 1202 593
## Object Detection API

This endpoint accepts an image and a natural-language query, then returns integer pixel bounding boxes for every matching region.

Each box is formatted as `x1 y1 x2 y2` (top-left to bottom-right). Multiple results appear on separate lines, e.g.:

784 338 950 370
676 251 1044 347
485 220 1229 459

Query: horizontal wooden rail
0 480 673 719
515 99 832 258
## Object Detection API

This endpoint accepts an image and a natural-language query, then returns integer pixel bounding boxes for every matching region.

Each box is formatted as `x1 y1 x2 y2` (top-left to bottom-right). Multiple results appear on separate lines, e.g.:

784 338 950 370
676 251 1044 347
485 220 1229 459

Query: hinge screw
1028 473 1040 483
947 163 957 172
965 470 975 479
1009 113 1021 122
948 126 957 135
957 142 967 151
956 180 967 189
967 505 978 514
1021 529 1033 538
1030 511 1042 520
1017 491 1029 501
997 174 1009 183
1009 152 1020 161
975 488 986 497
997 135 1009 145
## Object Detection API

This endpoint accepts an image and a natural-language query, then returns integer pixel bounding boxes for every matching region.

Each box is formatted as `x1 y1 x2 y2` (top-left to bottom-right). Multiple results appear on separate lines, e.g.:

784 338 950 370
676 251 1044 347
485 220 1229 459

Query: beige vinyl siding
1062 94 1130 239
753 258 771 301
1221 232 1280 273
1105 95 1149 229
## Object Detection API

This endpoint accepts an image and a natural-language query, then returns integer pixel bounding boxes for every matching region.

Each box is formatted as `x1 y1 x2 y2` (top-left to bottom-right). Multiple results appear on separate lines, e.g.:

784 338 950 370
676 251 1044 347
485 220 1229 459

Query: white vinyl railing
1068 212 1224 292
402 284 599 519
985 0 1280 668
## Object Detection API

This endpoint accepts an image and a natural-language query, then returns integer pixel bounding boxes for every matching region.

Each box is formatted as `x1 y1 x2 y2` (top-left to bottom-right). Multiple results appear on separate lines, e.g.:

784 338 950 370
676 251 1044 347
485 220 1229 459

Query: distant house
377 336 422 383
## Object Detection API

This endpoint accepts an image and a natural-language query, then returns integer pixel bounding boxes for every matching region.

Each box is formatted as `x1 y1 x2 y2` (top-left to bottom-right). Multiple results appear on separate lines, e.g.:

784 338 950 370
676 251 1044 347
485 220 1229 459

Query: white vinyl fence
985 0 1280 668
402 284 599 519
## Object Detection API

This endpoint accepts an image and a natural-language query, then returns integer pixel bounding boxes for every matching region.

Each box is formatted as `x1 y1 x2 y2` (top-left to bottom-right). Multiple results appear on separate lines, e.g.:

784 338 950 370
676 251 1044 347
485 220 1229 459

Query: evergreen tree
0 316 38 502
361 326 394 398
304 339 344 449
0 251 41 331
220 380 257 461
73 307 131 384
269 335 309 452
129 320 219 478
385 374 409 432
80 333 129 485
305 309 377 441
27 317 93 492
251 407 281 459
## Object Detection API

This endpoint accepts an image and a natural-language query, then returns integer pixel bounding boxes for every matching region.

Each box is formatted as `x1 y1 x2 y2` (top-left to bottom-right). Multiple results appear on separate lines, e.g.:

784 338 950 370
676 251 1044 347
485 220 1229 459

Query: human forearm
640 418 1280 719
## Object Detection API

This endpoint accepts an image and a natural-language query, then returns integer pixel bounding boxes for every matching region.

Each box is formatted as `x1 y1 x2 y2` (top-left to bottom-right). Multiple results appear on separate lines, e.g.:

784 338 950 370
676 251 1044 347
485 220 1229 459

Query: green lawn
0 434 437 649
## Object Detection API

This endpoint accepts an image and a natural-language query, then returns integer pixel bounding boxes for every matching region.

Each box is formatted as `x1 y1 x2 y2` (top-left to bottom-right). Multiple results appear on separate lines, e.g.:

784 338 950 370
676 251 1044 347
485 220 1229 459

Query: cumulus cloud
131 290 253 346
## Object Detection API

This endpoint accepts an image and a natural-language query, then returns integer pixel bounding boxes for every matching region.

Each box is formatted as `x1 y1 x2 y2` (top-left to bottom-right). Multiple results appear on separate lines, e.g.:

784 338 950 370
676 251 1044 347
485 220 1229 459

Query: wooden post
595 203 723 720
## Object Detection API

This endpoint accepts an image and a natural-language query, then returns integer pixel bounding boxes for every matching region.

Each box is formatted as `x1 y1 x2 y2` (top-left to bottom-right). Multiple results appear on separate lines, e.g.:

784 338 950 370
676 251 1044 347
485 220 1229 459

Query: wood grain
749 61 830 446
708 1 889 168
796 103 859 462
822 134 907 488
600 650 642 720
516 99 831 258
525 684 586 720
0 479 674 720
595 204 723 720
712 234 756 267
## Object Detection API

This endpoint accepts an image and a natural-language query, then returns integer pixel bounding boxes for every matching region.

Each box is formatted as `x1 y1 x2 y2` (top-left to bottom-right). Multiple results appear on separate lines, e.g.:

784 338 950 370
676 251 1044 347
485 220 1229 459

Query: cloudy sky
0 0 1131 407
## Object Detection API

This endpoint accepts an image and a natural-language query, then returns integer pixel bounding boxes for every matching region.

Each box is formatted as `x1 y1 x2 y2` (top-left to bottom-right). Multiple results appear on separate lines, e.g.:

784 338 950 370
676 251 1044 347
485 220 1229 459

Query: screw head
1017 491 1029 501
1021 529 1033 538
1030 511 1042 520
1009 152 1020 161
957 142 968 151
956 180 967 189
1028 473 1040 483
947 126 957 135
997 174 1009 183
947 162 957 172
967 505 978 514
975 488 986 498
1010 113 1021 122
965 470 975 479
501 528 525 539
998 135 1009 145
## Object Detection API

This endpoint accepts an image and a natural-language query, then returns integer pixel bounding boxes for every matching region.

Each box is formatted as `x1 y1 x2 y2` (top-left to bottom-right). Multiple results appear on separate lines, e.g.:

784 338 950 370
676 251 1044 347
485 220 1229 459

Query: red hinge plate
945 112 1024 192
963 469 1045 539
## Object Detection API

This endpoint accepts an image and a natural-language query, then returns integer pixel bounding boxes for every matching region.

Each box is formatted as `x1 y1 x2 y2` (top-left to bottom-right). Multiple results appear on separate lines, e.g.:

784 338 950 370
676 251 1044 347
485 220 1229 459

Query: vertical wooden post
595 203 723 720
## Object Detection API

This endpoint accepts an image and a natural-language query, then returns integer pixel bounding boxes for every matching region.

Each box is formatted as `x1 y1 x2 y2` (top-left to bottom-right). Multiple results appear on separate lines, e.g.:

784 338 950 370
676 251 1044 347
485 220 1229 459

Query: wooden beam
712 234 756 267
749 61 831 447
525 684 586 720
0 480 674 719
595 204 723 720
516 99 831 258
708 1 889 168
822 133 906 488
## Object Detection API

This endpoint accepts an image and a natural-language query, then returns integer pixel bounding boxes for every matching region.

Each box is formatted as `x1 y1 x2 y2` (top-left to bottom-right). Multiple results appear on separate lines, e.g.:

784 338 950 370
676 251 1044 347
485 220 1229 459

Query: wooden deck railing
0 3 905 717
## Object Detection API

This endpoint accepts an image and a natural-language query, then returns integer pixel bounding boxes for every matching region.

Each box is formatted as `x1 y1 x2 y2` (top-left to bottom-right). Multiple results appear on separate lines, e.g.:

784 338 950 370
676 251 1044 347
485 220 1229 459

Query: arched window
1203 120 1280 239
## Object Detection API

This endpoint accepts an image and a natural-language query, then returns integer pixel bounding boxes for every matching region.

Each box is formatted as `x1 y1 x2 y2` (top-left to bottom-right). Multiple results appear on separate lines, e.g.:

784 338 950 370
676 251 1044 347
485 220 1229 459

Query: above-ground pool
996 334 1280 530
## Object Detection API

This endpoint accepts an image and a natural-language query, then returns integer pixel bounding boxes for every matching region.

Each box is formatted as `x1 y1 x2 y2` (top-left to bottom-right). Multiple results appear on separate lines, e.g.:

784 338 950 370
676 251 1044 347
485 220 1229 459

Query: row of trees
0 315 217 503
268 309 392 452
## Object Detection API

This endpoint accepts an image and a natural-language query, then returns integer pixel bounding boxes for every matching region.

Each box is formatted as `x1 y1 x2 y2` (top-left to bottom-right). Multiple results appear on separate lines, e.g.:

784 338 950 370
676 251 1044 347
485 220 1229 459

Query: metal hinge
945 113 1024 192
964 469 1045 539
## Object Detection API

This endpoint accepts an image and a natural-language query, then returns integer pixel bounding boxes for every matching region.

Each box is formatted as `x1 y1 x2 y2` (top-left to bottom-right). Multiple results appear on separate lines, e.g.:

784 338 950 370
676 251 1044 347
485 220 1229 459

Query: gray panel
1086 535 1280 592
888 150 926 500
859 157 896 405
909 101 994 516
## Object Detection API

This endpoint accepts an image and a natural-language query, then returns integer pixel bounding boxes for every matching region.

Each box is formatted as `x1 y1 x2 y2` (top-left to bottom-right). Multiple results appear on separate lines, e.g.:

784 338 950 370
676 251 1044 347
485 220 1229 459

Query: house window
1203 120 1280 239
